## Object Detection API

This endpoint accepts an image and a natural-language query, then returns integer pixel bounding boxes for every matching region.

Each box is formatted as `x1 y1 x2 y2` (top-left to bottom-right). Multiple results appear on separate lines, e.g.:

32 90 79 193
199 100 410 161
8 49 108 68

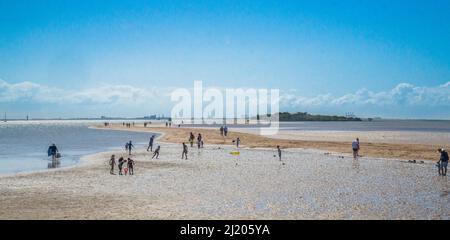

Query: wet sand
0 123 449 219
95 124 449 161
233 128 450 145
0 142 448 219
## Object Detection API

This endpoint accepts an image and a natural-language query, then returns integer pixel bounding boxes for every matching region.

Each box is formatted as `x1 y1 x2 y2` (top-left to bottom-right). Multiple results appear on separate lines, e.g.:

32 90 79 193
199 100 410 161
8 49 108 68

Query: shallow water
278 120 450 132
0 122 157 174
184 119 450 132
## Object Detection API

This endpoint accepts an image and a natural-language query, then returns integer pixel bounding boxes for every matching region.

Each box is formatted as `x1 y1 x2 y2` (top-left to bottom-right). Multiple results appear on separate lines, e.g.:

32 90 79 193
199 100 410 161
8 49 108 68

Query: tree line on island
265 112 362 121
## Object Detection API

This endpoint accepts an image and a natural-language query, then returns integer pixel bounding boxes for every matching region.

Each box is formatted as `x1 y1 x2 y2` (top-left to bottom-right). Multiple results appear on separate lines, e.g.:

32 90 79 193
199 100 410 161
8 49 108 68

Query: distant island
277 112 362 121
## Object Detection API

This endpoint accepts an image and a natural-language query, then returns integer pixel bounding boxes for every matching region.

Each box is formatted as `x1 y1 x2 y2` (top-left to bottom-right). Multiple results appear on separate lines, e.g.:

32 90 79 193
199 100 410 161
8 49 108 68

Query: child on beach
152 146 160 159
118 157 125 175
109 155 116 174
277 146 282 161
197 133 203 149
438 148 449 176
182 142 188 160
352 138 360 159
189 132 195 147
127 158 134 175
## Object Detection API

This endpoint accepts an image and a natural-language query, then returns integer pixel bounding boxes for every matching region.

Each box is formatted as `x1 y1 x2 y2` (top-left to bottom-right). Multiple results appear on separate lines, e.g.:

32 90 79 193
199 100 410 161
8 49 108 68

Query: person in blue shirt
147 135 155 152
125 141 134 155
47 143 59 161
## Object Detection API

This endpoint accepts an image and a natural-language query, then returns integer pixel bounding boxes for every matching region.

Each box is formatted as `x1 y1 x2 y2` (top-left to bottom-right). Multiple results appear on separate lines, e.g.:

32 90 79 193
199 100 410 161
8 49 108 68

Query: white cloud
440 82 450 88
64 85 162 104
0 79 165 105
282 82 450 108
0 80 63 103
2 79 450 110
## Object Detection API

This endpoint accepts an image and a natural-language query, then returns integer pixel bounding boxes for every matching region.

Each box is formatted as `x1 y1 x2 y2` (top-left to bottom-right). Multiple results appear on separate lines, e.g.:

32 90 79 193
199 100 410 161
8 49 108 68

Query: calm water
277 120 450 132
185 120 450 132
2 119 450 174
0 121 156 174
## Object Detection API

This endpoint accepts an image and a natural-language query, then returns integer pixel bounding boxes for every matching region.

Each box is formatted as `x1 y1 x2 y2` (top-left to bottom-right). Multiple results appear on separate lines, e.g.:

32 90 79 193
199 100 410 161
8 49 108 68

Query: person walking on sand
235 137 241 148
189 132 195 147
152 146 160 159
352 138 360 159
109 155 116 175
438 148 449 176
277 145 282 161
147 135 155 152
127 158 135 175
118 157 125 175
182 142 188 160
224 126 228 137
47 143 59 161
220 126 224 136
197 133 203 149
125 141 134 155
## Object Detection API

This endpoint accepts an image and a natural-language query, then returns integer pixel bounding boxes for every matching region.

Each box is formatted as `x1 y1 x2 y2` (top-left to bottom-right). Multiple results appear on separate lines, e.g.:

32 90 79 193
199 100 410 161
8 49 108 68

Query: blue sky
1 0 450 119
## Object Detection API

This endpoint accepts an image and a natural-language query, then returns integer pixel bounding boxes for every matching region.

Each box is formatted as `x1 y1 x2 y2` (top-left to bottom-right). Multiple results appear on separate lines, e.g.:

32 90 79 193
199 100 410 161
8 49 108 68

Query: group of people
122 122 135 128
125 141 134 155
183 132 205 159
51 126 448 179
109 155 134 175
108 136 162 175
188 132 204 149
219 125 229 137
126 136 161 159
147 135 161 159
351 138 448 176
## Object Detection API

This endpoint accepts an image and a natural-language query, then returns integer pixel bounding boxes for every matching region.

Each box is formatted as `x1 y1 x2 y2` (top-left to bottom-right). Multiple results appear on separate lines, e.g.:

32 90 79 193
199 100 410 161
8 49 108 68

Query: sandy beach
0 123 449 220
233 128 450 145
94 124 449 161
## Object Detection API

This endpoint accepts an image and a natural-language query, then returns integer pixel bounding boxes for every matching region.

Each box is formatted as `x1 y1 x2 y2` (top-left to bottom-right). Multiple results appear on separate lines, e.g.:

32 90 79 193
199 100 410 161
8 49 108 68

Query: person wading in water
125 141 134 155
47 143 59 161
